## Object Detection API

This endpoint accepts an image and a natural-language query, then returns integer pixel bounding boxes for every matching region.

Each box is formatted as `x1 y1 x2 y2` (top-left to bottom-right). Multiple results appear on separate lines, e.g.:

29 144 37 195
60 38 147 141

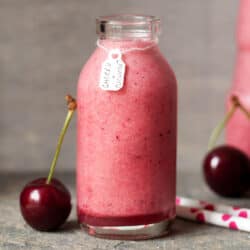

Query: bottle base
80 217 174 240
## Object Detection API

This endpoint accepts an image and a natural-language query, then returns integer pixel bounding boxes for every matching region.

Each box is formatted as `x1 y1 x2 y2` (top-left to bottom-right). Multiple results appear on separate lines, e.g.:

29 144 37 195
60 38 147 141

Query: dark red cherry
20 178 71 231
203 145 250 197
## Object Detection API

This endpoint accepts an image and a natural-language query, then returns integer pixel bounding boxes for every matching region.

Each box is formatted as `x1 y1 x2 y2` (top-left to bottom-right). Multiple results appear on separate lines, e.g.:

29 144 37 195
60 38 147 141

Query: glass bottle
77 14 177 239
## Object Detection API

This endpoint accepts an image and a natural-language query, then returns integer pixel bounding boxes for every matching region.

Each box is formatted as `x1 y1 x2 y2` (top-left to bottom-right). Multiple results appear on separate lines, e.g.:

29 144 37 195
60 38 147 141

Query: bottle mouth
96 14 161 40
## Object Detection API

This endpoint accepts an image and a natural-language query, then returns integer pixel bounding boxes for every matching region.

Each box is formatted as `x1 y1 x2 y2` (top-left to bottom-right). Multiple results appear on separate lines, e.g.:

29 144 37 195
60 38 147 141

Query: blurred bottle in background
226 0 250 156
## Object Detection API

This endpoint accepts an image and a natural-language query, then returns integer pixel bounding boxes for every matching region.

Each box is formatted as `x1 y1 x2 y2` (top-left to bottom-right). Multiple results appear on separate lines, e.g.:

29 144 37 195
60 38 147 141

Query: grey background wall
0 0 238 173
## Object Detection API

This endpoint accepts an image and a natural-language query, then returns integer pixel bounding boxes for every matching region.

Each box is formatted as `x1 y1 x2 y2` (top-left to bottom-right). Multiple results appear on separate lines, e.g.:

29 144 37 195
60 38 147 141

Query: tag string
96 38 159 54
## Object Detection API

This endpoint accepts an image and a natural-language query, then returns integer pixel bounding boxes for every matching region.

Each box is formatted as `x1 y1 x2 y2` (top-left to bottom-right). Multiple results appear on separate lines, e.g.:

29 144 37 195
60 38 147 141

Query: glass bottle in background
77 15 177 239
226 0 250 156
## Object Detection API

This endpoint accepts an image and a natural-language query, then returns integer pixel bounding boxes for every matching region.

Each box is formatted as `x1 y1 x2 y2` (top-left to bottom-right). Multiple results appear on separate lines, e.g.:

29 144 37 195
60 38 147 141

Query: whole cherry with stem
203 96 250 197
20 95 77 231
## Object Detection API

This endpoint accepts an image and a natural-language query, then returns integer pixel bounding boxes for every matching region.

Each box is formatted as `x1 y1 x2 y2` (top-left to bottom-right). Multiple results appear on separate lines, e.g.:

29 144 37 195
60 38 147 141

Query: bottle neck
96 14 160 48
97 38 159 52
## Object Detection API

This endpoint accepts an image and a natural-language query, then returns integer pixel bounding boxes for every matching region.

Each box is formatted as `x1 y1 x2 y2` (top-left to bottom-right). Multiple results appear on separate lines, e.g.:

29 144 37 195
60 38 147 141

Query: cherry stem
207 95 250 150
46 96 76 184
208 104 237 150
238 102 250 119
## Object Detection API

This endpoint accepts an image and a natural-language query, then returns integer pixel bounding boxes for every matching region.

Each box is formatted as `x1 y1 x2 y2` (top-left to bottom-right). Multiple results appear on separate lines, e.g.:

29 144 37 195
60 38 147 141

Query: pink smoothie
226 1 250 156
237 0 250 50
226 52 250 156
77 39 177 226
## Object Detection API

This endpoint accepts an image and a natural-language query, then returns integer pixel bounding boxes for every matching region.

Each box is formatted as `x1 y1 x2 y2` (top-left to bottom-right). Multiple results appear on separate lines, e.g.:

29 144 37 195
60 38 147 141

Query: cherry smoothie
77 15 177 239
226 52 250 156
226 1 250 156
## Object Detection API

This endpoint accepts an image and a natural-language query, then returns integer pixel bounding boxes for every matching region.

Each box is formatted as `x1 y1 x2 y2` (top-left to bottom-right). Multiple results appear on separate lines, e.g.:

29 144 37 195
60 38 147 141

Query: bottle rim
96 14 161 39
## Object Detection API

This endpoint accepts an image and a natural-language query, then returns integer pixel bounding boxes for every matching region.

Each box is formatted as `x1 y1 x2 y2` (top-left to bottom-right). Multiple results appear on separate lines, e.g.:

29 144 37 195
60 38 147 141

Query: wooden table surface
1 169 250 250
